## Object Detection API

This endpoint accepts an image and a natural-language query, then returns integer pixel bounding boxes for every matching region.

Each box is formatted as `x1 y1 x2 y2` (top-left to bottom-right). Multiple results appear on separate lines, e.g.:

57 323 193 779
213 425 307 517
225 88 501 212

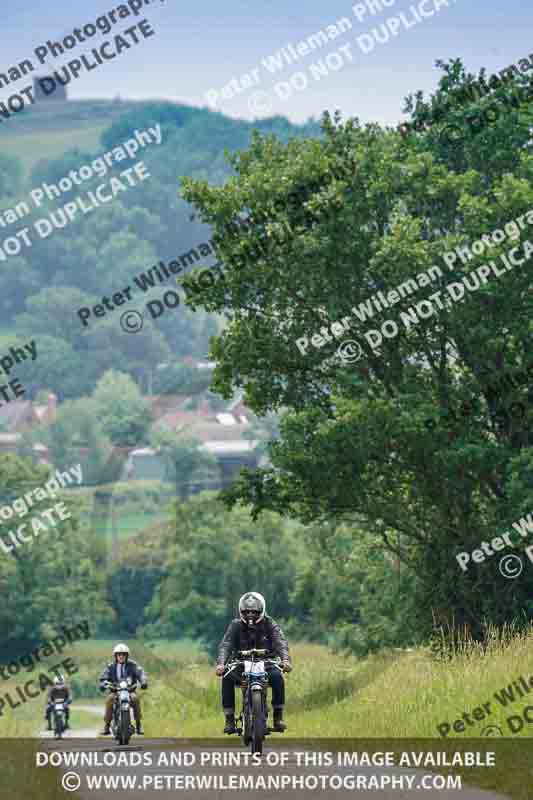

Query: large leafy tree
181 61 533 640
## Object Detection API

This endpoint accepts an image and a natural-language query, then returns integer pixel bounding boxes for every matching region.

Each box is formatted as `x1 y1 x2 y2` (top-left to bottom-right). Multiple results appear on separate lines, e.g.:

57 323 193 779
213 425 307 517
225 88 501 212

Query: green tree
10 334 91 400
92 370 153 446
38 398 116 485
149 428 218 499
181 74 533 642
142 495 299 655
15 287 98 345
106 530 168 635
0 454 110 655
0 257 40 320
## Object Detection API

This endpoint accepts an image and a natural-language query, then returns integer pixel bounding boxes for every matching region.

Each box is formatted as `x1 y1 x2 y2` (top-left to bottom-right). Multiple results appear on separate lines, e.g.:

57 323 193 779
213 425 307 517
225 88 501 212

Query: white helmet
113 643 130 659
53 675 65 686
239 592 266 626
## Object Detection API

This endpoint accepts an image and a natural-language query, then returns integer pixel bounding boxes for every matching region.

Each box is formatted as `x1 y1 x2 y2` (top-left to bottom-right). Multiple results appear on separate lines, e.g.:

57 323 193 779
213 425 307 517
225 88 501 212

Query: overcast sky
1 0 530 127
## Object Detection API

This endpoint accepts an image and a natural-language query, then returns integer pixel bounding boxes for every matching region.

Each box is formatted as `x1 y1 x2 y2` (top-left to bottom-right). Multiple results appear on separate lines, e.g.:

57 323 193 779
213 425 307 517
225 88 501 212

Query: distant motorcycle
52 701 66 739
224 648 283 755
105 679 137 745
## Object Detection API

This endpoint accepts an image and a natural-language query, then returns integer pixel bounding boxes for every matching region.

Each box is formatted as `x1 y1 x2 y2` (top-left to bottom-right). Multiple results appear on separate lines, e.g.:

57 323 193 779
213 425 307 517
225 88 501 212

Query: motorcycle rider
99 643 148 736
215 592 292 734
45 674 72 731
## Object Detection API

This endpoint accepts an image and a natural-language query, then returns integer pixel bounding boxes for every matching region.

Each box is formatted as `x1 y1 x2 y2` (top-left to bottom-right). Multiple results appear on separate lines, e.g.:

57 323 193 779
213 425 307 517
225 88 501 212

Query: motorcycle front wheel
251 691 265 755
54 715 64 739
241 691 251 746
119 709 131 745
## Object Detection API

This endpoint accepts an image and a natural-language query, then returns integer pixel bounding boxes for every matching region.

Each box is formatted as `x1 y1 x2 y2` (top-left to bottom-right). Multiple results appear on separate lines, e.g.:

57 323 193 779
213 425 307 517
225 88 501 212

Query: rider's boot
136 723 144 735
100 724 111 735
273 707 287 732
223 709 237 734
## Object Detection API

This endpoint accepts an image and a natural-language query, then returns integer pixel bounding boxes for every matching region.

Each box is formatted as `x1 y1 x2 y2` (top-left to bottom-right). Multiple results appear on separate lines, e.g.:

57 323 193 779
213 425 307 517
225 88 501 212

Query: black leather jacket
216 615 291 666
47 685 72 704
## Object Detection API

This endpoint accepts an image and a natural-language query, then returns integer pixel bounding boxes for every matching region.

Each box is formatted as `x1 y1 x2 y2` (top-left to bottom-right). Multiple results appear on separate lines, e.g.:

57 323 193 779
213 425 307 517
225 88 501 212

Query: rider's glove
282 661 292 673
215 665 225 677
141 683 148 690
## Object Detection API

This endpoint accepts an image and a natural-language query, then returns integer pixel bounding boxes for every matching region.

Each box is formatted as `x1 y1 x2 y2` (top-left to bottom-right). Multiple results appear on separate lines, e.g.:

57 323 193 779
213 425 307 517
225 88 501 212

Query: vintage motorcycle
52 700 66 739
223 648 283 755
105 678 138 745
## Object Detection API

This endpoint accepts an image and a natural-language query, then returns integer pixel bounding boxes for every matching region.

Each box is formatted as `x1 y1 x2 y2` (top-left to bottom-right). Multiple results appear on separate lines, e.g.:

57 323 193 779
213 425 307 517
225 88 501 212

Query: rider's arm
216 621 237 666
270 620 291 664
136 665 148 688
99 664 111 690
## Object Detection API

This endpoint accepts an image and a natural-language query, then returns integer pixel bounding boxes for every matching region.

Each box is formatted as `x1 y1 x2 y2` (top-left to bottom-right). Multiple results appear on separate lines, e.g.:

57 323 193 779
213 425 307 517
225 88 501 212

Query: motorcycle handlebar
238 648 269 656
224 657 281 671
105 682 138 691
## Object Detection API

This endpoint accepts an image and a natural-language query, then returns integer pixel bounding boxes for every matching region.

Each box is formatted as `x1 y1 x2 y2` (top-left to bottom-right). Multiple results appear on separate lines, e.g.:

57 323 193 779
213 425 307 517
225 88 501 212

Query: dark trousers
222 666 285 711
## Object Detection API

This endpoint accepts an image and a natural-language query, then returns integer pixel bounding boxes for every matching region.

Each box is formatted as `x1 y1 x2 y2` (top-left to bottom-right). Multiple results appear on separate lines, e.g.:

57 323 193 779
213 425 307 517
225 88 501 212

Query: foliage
0 455 110 656
181 63 533 642
91 370 153 446
152 362 212 396
0 153 23 198
149 428 219 498
35 397 117 484
4 101 317 398
141 495 301 655
107 535 168 635
290 521 418 654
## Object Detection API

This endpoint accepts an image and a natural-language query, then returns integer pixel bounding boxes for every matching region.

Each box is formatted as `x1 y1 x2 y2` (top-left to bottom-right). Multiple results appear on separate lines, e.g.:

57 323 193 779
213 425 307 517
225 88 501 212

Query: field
3 125 106 175
90 511 171 540
0 99 145 176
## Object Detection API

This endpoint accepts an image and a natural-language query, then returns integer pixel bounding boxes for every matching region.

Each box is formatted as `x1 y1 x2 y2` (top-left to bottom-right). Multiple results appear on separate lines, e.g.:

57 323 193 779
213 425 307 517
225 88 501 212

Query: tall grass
3 629 533 740
139 629 533 739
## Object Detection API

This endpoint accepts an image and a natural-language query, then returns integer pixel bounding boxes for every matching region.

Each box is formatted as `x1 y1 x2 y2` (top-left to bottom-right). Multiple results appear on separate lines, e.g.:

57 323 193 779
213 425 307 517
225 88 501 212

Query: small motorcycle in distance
104 678 137 745
224 648 284 755
52 701 66 739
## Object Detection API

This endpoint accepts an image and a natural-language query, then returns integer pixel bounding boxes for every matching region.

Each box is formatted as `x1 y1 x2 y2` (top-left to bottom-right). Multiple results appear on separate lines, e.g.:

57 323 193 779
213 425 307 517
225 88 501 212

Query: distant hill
0 97 322 400
0 99 151 175
0 98 321 176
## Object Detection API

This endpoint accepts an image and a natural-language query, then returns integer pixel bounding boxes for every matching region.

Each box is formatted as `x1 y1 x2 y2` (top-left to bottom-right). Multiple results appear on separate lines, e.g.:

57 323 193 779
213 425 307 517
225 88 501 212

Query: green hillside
0 99 147 174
